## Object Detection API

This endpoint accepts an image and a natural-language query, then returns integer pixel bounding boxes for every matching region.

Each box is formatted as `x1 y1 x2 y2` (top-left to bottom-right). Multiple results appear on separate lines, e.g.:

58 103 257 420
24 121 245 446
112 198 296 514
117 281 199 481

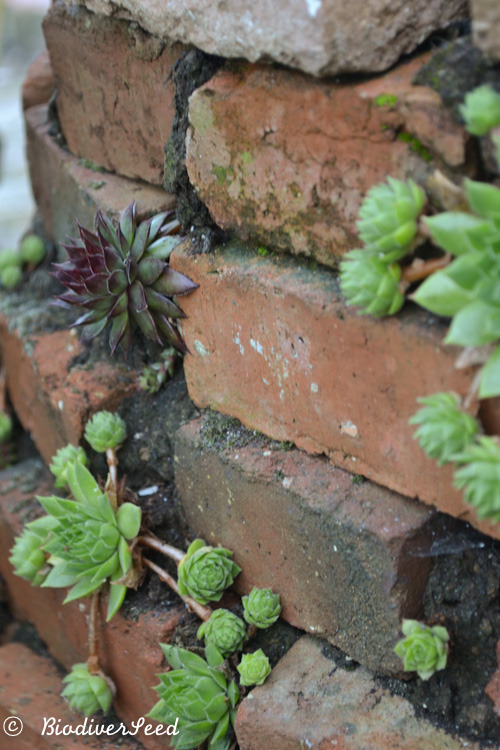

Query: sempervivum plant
148 645 239 750
197 609 247 658
459 84 500 137
177 539 241 605
52 202 198 354
242 587 281 629
49 443 88 488
394 620 449 681
409 392 479 466
84 411 126 453
62 663 114 716
38 461 141 620
9 515 58 585
453 436 500 521
357 178 425 260
340 249 405 317
237 649 272 686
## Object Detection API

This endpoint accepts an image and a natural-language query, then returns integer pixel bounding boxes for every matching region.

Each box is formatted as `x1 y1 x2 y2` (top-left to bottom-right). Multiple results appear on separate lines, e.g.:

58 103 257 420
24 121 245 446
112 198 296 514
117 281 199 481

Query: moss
397 132 433 162
240 150 254 165
212 165 235 186
374 94 398 108
199 410 264 452
78 157 107 173
350 474 366 485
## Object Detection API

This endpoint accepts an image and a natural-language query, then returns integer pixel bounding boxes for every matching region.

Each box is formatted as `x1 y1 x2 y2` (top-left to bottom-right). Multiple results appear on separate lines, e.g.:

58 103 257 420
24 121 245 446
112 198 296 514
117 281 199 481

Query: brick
234 636 477 750
174 417 434 675
64 0 466 77
0 459 184 750
43 2 187 185
0 643 144 750
25 104 175 254
171 239 500 540
21 50 54 111
485 641 500 717
471 0 500 62
186 56 468 267
0 318 137 466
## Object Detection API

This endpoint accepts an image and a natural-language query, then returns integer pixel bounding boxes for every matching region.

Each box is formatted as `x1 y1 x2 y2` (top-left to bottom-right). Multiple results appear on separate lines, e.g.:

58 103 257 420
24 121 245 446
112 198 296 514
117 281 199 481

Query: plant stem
143 556 212 621
87 591 100 674
402 254 451 283
138 534 185 563
105 448 119 511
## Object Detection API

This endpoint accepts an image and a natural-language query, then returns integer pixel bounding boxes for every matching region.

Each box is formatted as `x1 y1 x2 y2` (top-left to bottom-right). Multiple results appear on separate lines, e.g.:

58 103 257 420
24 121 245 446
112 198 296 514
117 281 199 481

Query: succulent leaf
459 84 500 136
339 249 405 317
9 516 58 585
242 587 281 629
197 609 247 657
480 344 500 399
84 410 126 453
53 203 197 354
62 663 114 716
49 444 88 489
409 392 479 466
148 645 238 750
237 649 272 686
177 540 241 605
394 620 449 680
453 436 500 521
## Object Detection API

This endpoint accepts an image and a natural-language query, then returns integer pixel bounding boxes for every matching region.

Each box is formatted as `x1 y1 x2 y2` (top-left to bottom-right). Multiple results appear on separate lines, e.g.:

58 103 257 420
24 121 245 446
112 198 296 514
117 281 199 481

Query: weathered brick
25 104 175 253
234 636 477 750
171 239 500 539
64 0 466 78
43 2 188 185
21 50 54 111
0 319 137 466
0 643 145 750
0 459 183 750
186 56 468 267
174 417 434 675
471 0 500 62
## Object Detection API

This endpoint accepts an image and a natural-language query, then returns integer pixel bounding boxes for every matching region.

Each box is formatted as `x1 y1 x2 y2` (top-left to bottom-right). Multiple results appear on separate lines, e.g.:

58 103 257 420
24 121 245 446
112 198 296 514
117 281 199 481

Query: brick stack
1 0 500 746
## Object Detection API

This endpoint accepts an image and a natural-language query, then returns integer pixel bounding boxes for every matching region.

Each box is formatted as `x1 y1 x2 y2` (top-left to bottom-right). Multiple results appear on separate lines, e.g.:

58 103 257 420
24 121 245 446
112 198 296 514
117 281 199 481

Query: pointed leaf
445 301 500 347
152 268 199 297
129 280 147 313
479 344 500 398
466 179 500 219
106 581 127 621
41 564 79 588
64 577 103 603
119 203 136 246
130 306 162 344
130 218 151 261
66 462 102 506
137 255 165 285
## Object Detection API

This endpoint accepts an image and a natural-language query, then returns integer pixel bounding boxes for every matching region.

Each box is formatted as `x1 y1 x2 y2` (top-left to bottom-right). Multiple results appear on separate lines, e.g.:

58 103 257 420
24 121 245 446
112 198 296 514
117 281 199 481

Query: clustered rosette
242 586 281 629
197 609 247 658
49 443 88 488
84 410 127 453
52 202 198 354
339 249 405 317
148 645 239 750
409 392 479 466
177 539 241 605
237 649 272 686
394 619 449 681
9 515 58 585
453 436 500 521
62 663 114 716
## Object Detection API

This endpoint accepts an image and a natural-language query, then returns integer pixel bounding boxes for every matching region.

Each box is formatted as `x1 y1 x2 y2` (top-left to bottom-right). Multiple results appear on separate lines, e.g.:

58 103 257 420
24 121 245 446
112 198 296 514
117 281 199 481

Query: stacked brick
1 0 499 746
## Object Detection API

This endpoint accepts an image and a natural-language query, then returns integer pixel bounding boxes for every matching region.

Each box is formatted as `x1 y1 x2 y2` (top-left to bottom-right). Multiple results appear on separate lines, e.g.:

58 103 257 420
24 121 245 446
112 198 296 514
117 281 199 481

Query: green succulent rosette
20 234 46 264
0 249 21 271
453 436 500 521
339 249 405 317
459 84 500 136
84 410 126 453
409 392 479 466
9 515 58 585
148 645 239 750
242 587 281 629
49 443 89 488
237 649 272 687
357 177 425 260
394 620 449 681
178 539 241 605
62 663 114 716
38 461 141 620
197 609 247 658
1 265 22 289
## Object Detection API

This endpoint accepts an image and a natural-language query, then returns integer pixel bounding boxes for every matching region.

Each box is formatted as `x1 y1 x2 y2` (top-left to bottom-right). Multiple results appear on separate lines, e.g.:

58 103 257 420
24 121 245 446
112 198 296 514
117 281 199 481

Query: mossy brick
234 636 478 750
0 321 137 466
174 417 434 676
186 54 469 267
0 459 183 750
43 1 188 185
24 104 175 255
170 239 500 540
21 49 54 111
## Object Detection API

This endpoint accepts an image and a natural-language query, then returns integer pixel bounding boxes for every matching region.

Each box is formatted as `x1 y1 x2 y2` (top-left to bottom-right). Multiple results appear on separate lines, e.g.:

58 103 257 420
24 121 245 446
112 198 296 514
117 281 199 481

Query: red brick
186 55 469 267
0 459 183 750
234 636 478 750
43 2 187 185
0 643 144 750
486 641 500 717
25 104 175 254
0 321 137 466
171 239 500 540
174 417 434 676
21 50 54 111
